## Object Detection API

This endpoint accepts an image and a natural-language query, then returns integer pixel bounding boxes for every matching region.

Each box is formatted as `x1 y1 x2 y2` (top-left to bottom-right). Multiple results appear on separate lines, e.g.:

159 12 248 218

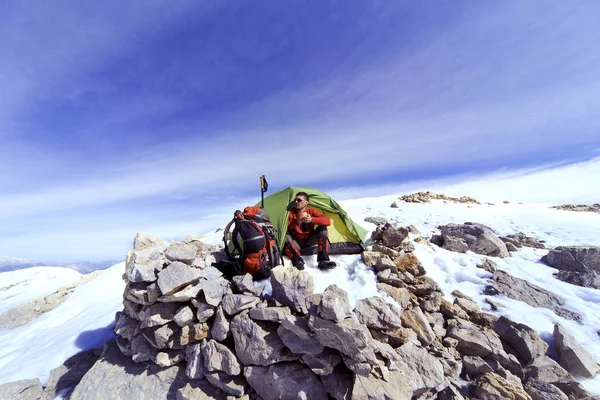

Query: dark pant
284 225 331 261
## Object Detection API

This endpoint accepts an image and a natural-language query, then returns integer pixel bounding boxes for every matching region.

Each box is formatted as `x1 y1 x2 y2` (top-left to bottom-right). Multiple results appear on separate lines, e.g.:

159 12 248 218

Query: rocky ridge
53 225 600 399
551 204 600 214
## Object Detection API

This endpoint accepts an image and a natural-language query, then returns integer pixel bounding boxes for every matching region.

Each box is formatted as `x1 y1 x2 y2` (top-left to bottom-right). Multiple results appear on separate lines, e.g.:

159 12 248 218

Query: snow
1 193 600 395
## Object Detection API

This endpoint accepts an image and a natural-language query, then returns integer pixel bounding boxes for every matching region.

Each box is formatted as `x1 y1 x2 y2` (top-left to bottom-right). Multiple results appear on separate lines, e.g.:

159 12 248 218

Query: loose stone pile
551 204 600 214
105 227 600 399
395 191 481 205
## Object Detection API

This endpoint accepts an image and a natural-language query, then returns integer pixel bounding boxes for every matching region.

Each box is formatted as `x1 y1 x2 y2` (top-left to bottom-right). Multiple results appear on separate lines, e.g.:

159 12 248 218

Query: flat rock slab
244 362 327 400
157 262 203 295
69 340 188 400
41 349 99 400
554 324 600 378
542 246 600 273
0 379 43 400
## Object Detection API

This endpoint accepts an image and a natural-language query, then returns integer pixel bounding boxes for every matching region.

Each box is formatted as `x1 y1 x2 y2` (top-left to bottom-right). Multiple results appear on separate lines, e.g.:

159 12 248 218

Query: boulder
277 316 323 355
400 306 435 346
230 313 299 366
554 324 600 378
0 379 43 400
553 270 600 289
472 372 531 400
437 223 510 258
165 243 198 265
446 319 504 358
201 340 241 376
493 316 548 364
394 252 426 276
354 296 403 330
134 233 168 250
157 261 203 295
484 270 582 323
318 285 352 322
125 245 167 283
523 356 574 384
270 266 314 314
395 341 446 394
244 362 327 400
541 246 600 273
500 232 546 249
523 379 568 400
374 256 398 274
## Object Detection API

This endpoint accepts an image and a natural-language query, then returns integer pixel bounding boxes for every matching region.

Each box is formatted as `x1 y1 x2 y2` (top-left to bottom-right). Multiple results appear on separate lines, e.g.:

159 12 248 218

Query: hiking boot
317 260 337 270
292 255 305 270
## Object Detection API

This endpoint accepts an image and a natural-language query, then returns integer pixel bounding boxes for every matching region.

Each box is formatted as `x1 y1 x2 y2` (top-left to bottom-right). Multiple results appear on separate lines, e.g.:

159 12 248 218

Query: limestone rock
134 233 168 250
395 341 446 395
157 261 203 295
354 296 403 330
230 313 299 366
374 256 398 273
202 340 241 376
500 232 546 250
446 319 504 358
394 252 426 276
400 306 435 346
244 363 327 400
318 285 352 322
165 243 198 265
139 302 181 328
361 251 382 267
541 246 600 273
493 316 548 364
437 223 510 258
205 371 246 396
125 245 167 283
173 305 195 327
157 281 202 302
300 348 342 375
523 356 574 384
554 324 600 378
277 316 324 355
69 340 187 400
221 294 260 316
472 372 531 400
0 379 43 400
124 282 161 305
248 306 291 323
232 273 264 296
176 380 226 400
211 305 230 341
377 282 413 308
185 342 205 379
524 379 569 400
554 270 600 289
270 266 314 314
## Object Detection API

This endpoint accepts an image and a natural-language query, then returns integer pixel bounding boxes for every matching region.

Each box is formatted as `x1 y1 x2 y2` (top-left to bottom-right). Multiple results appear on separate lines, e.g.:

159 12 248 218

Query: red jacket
288 207 331 241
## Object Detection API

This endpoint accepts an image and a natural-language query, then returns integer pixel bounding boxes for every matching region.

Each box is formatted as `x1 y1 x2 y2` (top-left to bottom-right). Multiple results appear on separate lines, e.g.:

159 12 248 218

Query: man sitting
284 192 337 270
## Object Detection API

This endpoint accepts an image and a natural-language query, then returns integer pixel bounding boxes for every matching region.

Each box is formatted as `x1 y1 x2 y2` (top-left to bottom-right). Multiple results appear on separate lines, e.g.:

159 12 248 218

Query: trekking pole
260 175 268 208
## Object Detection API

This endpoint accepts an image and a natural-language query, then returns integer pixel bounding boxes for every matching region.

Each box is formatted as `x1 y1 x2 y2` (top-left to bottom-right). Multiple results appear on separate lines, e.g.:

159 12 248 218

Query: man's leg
284 233 305 270
315 226 336 270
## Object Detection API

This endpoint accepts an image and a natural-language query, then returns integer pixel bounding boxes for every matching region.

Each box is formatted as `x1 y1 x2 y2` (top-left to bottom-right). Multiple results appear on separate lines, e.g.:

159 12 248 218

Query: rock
131 334 158 362
134 233 168 250
361 251 382 267
244 362 327 400
436 384 466 400
232 274 264 296
204 371 246 396
554 270 600 289
437 223 510 258
0 379 43 400
114 312 140 340
185 342 205 379
196 278 229 307
139 302 181 328
157 281 202 302
143 322 179 349
493 316 548 364
176 380 226 400
354 296 403 329
221 294 260 316
420 292 443 313
485 297 505 311
202 340 241 376
382 226 409 248
372 244 400 259
541 246 600 273
364 216 389 226
472 372 531 400
462 355 494 376
300 348 342 375
69 339 187 400
446 319 504 358
374 256 398 274
248 306 291 323
484 270 582 323
440 299 470 320
277 316 324 355
125 245 167 283
377 269 405 287
377 282 413 308
454 297 480 315
194 302 215 323
211 306 230 341
230 313 299 366
410 275 441 296
523 356 574 384
477 258 498 272
318 285 352 322
308 314 376 365
172 322 210 348
154 349 185 367
500 232 546 249
395 341 446 394
554 324 600 378
270 266 314 314
524 379 569 400
441 235 469 253
124 282 161 305
394 252 426 276
400 306 435 346
173 305 195 327
157 261 203 295
165 243 198 265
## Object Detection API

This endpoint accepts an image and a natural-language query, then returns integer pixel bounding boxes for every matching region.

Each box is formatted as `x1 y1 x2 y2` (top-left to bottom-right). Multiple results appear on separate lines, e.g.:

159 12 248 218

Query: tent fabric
258 186 368 255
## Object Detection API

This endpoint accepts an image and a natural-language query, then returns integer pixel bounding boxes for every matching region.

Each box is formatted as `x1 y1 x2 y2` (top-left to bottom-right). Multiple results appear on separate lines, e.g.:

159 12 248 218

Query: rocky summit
38 223 596 400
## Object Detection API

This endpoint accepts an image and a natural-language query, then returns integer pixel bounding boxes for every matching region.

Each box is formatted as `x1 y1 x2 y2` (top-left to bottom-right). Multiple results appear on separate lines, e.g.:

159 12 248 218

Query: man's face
294 196 308 210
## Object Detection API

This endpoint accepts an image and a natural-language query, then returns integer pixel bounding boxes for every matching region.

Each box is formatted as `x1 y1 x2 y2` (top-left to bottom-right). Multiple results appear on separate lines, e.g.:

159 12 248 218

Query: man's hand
298 212 312 224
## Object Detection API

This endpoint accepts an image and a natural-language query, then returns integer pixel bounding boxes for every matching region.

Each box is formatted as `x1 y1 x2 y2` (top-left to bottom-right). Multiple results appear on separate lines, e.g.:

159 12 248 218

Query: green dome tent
258 186 368 255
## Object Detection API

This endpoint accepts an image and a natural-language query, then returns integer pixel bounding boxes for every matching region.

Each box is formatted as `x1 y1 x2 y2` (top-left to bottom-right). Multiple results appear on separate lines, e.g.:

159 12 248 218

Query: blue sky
1 1 600 261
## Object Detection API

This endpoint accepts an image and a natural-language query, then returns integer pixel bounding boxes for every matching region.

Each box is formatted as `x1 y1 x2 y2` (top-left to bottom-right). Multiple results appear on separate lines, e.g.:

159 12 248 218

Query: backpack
218 206 283 280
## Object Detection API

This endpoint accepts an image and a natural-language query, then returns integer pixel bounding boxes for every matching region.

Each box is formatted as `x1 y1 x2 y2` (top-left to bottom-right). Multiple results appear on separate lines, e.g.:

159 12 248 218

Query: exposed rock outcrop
431 223 510 258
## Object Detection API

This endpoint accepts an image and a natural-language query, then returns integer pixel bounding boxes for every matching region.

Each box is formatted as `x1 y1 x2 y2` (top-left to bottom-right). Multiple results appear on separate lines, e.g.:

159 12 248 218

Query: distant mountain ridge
0 256 119 274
